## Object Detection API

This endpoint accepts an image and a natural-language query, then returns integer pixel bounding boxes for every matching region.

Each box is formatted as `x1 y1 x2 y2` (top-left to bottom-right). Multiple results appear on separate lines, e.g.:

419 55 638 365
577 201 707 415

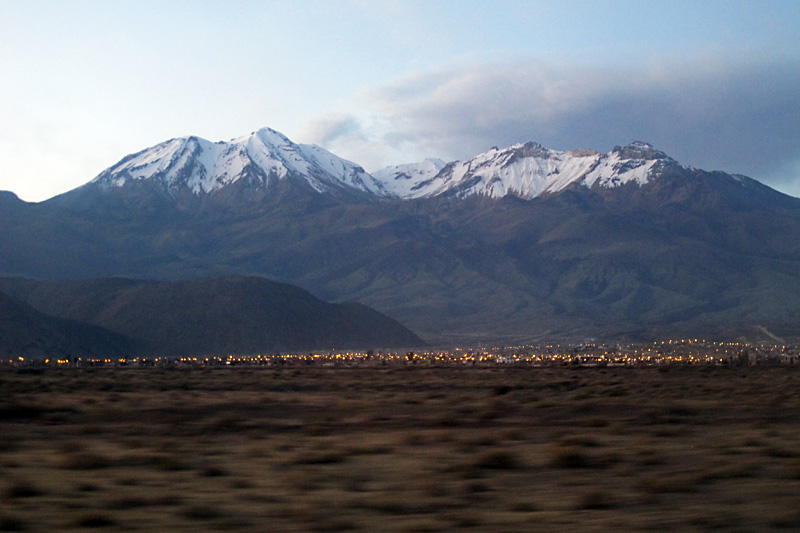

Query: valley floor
1 366 800 531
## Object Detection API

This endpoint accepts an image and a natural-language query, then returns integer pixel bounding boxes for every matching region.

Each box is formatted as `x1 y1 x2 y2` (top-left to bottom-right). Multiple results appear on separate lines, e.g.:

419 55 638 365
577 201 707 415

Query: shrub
577 490 616 510
472 450 521 470
551 446 590 468
74 513 116 528
7 481 43 498
0 515 27 531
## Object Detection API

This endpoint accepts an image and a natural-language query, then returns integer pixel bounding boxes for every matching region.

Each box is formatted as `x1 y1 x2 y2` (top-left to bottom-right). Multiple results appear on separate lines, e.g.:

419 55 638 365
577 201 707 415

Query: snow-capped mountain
371 158 447 197
5 126 800 343
88 126 687 203
390 141 680 200
91 127 389 197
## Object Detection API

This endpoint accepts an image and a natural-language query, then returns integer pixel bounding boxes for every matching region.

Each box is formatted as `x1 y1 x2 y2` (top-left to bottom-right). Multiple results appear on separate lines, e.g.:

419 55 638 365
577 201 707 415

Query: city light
3 339 797 368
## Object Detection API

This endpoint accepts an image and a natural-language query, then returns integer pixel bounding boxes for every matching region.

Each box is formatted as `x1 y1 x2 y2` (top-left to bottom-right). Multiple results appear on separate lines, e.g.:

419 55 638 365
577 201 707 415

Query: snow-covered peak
91 127 384 196
249 127 293 146
390 141 681 200
611 141 674 162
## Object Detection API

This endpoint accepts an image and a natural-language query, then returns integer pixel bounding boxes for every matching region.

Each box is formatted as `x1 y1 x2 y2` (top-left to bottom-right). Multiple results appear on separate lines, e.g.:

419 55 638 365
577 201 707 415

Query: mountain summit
90 127 388 199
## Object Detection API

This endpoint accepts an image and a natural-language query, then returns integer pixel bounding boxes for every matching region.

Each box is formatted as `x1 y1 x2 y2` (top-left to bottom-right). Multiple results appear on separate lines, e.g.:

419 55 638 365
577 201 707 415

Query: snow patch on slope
372 158 447 197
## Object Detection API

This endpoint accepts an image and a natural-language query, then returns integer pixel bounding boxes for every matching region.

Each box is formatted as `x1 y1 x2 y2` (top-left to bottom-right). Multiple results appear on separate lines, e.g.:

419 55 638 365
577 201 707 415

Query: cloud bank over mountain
302 56 800 196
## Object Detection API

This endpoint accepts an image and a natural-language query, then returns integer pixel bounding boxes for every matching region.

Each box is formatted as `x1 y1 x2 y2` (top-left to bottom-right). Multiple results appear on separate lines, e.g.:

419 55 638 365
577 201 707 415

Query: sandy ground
1 365 800 531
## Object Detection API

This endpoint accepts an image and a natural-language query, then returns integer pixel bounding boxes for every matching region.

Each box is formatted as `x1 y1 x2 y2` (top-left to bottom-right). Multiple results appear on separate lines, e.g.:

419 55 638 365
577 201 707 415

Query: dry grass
1 365 800 531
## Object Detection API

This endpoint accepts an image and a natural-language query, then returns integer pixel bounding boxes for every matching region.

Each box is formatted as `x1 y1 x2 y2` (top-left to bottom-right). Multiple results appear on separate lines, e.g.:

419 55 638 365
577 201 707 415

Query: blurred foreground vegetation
2 366 800 531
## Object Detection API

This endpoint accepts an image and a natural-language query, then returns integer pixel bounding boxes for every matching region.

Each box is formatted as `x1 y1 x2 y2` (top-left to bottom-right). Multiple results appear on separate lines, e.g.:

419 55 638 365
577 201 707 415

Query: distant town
4 339 798 368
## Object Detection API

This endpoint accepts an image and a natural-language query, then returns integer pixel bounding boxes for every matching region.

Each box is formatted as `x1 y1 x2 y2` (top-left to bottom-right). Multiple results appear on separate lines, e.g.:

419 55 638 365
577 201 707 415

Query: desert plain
2 364 800 531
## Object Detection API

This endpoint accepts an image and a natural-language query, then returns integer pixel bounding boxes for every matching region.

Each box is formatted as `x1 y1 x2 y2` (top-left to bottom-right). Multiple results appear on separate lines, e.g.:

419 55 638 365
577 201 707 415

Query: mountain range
65 128 693 202
2 127 800 345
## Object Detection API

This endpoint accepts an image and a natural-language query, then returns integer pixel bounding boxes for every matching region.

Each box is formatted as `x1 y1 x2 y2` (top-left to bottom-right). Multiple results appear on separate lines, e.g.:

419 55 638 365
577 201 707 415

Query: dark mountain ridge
0 276 425 356
0 290 142 359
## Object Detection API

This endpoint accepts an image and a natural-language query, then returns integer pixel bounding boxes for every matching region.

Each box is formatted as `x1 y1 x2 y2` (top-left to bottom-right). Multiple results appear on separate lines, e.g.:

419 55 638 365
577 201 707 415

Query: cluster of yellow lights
3 340 797 367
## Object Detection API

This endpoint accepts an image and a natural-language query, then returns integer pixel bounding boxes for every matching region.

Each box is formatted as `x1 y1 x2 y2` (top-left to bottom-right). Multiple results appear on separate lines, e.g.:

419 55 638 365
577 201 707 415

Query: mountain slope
0 290 141 358
7 178 798 343
0 276 425 355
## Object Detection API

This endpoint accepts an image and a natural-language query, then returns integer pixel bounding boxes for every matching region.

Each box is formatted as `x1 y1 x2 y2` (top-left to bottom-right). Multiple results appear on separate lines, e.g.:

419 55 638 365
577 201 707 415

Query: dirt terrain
2 365 800 531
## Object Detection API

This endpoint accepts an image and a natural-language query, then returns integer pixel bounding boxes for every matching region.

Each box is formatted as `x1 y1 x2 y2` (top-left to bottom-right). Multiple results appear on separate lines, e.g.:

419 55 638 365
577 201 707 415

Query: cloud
302 114 366 148
299 56 800 194
299 112 430 171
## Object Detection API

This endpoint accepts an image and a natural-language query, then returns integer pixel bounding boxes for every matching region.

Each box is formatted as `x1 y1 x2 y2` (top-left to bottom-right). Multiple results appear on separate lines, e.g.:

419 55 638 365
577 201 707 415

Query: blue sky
2 0 800 201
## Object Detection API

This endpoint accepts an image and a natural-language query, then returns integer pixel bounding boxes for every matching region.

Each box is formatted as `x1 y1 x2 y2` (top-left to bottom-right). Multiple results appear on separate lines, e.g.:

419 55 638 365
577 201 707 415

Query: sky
1 0 800 202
